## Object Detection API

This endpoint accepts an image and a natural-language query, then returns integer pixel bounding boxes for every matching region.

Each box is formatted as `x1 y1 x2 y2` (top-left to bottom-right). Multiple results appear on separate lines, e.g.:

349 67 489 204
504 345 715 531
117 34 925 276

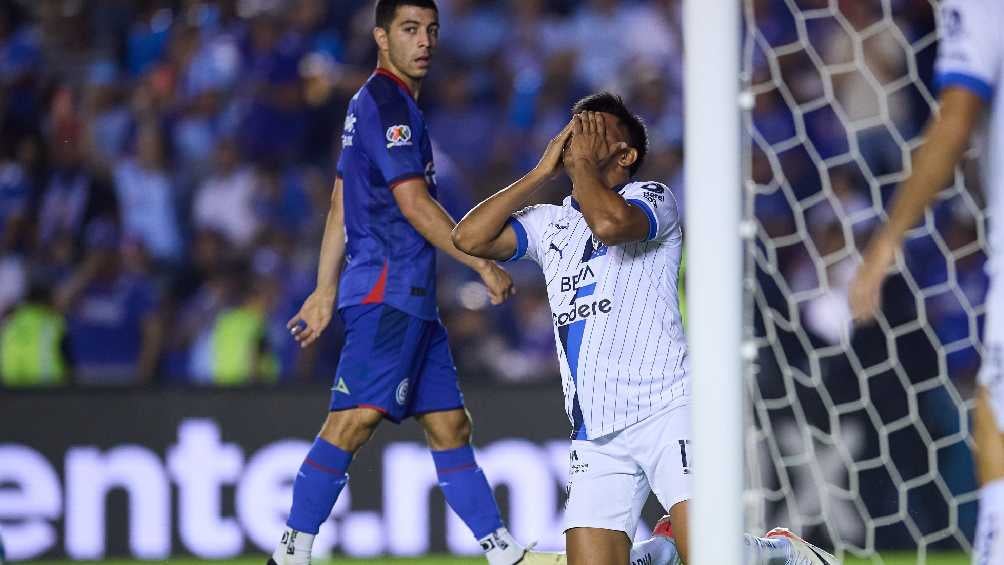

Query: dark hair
375 0 438 29
572 92 648 176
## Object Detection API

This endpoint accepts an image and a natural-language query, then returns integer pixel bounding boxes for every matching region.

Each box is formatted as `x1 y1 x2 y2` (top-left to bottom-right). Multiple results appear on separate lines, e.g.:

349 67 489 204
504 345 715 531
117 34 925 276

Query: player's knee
422 409 472 450
318 408 383 452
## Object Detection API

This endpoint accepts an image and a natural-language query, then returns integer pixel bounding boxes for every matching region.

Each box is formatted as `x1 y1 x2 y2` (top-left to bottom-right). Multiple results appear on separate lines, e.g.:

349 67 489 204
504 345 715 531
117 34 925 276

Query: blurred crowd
748 0 986 391
0 0 684 387
0 0 987 399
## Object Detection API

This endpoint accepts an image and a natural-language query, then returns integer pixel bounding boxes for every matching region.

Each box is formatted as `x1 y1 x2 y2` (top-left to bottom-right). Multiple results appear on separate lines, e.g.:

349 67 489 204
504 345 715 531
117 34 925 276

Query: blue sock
286 438 352 534
431 445 503 539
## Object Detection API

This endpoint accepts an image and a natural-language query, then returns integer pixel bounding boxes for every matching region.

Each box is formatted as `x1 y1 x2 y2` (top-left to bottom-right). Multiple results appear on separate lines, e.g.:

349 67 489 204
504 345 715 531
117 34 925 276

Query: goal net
742 1 984 561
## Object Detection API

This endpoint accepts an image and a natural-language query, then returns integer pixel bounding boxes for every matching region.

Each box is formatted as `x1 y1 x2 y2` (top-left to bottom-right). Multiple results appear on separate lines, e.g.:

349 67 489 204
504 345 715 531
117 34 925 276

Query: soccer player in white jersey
454 92 837 565
851 0 1004 562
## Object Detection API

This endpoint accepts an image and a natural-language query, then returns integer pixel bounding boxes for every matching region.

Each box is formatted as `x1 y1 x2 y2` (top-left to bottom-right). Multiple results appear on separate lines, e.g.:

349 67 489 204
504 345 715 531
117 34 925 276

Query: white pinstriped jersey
507 181 689 439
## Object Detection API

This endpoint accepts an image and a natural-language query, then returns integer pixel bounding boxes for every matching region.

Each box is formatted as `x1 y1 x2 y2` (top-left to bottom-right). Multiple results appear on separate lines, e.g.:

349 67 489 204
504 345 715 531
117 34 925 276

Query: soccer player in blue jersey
267 2 527 564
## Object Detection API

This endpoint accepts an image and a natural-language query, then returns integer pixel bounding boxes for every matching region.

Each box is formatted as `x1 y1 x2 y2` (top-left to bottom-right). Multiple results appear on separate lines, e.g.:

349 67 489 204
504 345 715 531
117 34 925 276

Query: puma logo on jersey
549 242 564 258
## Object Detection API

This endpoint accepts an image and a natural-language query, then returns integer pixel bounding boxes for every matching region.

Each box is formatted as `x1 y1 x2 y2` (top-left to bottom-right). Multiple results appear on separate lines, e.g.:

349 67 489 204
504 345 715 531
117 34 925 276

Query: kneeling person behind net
453 92 837 565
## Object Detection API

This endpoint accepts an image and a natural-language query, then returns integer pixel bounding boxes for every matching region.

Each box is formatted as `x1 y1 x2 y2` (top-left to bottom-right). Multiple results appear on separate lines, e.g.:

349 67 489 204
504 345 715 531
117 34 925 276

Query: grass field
21 553 970 565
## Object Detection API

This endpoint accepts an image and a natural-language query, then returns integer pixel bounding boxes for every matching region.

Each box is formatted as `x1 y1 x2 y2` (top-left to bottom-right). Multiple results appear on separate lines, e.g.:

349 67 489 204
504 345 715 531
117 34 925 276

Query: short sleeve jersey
336 70 438 320
935 0 1004 271
507 181 689 439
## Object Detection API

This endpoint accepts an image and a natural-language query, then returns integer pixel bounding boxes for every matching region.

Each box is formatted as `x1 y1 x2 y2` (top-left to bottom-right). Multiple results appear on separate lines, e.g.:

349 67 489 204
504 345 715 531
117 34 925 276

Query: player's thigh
974 385 1004 484
564 437 650 539
632 404 693 517
330 305 432 422
407 319 465 424
566 527 632 565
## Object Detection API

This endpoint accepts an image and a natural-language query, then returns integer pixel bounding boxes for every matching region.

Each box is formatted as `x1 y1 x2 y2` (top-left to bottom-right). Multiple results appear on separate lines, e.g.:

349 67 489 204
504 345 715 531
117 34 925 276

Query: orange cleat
653 515 674 539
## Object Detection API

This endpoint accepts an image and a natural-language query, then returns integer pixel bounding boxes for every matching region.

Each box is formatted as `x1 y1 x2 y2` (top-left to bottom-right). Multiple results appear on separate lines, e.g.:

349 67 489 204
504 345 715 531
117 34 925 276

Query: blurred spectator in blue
171 87 230 183
127 3 173 77
55 221 162 385
82 60 132 164
427 68 500 174
253 165 311 240
37 96 120 251
239 15 308 164
0 2 43 135
0 137 33 252
439 0 506 65
113 123 183 263
286 0 342 59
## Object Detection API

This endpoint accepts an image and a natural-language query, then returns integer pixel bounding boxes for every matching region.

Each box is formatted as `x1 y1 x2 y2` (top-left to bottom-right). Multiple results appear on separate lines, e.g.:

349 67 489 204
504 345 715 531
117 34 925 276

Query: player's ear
373 26 390 52
618 147 638 171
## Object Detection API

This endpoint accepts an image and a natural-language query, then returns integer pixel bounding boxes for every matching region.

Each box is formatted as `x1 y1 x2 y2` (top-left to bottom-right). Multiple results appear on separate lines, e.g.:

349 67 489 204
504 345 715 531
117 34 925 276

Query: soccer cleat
653 514 674 539
765 527 839 565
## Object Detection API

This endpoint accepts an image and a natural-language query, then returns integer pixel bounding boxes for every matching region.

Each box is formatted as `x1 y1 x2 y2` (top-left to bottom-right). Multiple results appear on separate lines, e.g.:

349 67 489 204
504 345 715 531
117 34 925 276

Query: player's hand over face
848 234 897 324
477 261 516 305
287 286 337 348
534 119 575 178
565 112 628 170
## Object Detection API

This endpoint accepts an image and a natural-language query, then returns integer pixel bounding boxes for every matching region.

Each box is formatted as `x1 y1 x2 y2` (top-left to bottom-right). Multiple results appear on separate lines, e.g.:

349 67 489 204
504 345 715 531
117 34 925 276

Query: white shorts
980 289 1004 430
563 402 692 536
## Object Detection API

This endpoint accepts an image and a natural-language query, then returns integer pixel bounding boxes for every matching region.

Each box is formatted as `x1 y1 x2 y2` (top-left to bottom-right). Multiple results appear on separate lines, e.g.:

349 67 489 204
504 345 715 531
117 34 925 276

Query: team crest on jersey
395 378 410 405
590 236 608 256
386 124 413 148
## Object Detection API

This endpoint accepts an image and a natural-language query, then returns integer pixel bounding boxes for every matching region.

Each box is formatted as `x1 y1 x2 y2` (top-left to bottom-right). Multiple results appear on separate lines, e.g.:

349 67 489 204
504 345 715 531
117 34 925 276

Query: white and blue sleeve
620 181 681 243
935 0 1001 103
505 204 560 265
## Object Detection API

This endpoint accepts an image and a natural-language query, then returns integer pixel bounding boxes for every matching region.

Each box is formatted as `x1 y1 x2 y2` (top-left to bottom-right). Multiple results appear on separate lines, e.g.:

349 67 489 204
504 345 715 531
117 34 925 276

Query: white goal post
684 1 745 564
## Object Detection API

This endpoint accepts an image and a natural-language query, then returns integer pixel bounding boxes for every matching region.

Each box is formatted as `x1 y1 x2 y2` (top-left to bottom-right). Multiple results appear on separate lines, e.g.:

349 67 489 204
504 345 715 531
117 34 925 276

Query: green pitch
21 553 970 565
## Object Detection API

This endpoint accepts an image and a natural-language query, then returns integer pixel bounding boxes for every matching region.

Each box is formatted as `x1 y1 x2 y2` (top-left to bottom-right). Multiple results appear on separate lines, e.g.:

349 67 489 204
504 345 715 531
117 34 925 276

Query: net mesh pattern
742 1 984 561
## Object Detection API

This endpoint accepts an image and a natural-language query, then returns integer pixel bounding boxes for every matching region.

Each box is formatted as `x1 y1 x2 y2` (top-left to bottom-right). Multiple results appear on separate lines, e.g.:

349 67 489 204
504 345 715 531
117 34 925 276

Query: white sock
975 478 1004 565
743 534 793 565
631 536 682 565
479 527 526 565
271 527 314 565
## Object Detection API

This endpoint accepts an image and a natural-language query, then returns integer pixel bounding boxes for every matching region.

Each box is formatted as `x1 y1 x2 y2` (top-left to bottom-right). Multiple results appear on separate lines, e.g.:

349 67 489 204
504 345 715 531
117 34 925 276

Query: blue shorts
330 304 464 423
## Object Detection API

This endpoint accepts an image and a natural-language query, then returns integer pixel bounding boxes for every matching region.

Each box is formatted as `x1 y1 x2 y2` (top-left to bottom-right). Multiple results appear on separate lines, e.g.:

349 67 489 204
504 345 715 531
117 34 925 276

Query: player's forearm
314 181 346 293
453 168 548 254
567 160 635 242
880 94 979 248
403 195 491 271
